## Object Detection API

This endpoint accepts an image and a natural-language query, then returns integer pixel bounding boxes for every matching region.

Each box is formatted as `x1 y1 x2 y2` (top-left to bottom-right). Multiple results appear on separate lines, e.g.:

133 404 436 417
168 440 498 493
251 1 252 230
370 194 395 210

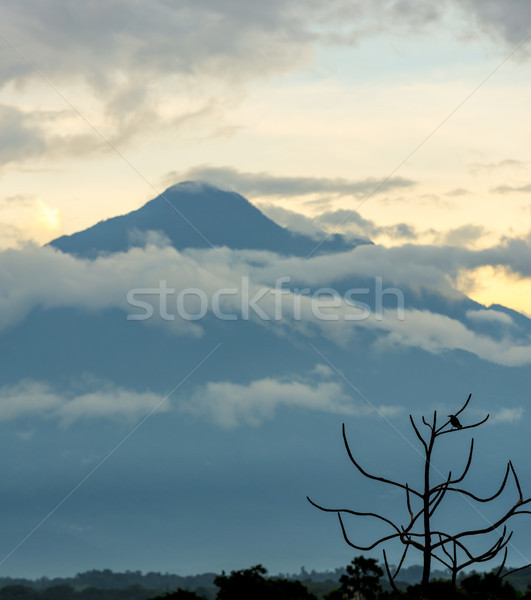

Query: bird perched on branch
448 414 462 429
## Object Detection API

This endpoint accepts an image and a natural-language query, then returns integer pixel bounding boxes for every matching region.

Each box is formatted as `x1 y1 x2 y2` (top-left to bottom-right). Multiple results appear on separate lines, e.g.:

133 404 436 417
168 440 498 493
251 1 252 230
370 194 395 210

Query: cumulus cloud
182 378 353 428
0 380 168 425
0 368 404 428
180 373 401 428
490 407 524 424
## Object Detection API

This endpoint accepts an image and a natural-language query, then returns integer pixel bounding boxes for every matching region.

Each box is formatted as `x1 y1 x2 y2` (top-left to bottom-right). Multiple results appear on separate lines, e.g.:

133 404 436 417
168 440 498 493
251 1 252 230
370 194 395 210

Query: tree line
1 558 530 600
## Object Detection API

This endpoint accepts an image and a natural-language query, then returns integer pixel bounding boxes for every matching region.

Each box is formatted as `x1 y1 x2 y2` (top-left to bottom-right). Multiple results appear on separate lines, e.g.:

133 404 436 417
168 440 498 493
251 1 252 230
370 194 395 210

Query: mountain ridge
49 181 367 258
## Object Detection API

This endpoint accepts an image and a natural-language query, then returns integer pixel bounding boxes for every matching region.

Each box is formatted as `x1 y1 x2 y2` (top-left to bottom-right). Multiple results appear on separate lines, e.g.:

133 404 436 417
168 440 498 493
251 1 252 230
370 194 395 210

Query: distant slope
49 181 366 257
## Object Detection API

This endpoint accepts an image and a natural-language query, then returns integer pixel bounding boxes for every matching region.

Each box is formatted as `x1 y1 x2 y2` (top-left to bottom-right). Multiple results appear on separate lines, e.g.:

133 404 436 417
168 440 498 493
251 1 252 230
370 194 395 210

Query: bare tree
308 394 531 593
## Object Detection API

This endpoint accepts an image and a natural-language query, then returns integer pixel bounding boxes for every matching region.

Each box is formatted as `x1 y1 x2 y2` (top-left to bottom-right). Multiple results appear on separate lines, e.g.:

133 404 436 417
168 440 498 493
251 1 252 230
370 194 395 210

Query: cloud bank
0 380 168 425
169 165 415 199
2 0 530 168
0 370 403 428
1 239 531 367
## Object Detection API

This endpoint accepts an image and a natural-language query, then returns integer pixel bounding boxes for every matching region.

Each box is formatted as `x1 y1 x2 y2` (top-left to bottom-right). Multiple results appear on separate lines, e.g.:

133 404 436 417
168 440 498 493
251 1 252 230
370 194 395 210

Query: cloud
439 224 486 246
0 105 47 166
0 2 314 166
468 159 526 175
490 407 524 424
259 205 489 248
316 208 418 241
491 184 531 194
0 223 25 248
0 368 404 428
1 1 529 169
0 380 168 425
256 204 326 240
0 1 314 88
458 0 531 46
445 188 472 197
0 1 317 165
180 373 401 428
1 1 486 93
466 309 514 325
255 204 419 243
3 239 531 367
372 308 531 367
0 381 62 421
168 165 416 199
58 387 166 425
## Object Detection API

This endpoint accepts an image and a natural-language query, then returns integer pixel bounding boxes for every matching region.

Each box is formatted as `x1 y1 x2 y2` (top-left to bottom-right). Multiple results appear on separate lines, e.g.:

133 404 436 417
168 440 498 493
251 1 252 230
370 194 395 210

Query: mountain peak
49 181 364 258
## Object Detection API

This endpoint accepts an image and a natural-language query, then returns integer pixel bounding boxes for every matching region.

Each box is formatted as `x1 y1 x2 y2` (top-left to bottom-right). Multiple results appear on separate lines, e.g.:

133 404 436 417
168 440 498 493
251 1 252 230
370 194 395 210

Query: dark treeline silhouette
0 569 217 592
147 559 531 600
320 557 531 599
0 560 530 600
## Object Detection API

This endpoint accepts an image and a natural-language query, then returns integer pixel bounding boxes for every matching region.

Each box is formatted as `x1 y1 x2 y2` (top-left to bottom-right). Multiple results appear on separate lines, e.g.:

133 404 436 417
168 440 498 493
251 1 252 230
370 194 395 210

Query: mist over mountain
1 181 530 579
49 182 364 258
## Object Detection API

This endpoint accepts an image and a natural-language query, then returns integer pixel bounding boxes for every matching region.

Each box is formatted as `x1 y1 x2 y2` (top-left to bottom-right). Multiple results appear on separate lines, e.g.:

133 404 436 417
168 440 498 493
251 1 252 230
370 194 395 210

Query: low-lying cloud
0 369 403 428
0 380 168 425
182 377 363 428
1 238 531 367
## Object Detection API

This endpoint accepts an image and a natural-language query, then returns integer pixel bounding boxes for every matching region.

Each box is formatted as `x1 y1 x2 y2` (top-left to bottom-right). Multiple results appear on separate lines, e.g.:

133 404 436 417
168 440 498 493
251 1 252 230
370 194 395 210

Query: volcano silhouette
50 181 366 258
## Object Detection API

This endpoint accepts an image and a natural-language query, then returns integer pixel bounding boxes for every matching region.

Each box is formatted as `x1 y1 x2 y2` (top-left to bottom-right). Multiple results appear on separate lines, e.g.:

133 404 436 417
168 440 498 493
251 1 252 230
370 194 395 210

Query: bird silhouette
448 414 462 429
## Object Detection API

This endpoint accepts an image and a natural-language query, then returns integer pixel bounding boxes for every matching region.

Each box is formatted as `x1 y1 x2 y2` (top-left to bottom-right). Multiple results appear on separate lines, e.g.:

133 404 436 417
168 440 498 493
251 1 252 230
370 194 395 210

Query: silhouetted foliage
326 556 383 600
147 588 206 600
0 584 160 600
214 565 316 600
401 579 462 600
1 561 529 600
0 586 38 600
460 572 517 600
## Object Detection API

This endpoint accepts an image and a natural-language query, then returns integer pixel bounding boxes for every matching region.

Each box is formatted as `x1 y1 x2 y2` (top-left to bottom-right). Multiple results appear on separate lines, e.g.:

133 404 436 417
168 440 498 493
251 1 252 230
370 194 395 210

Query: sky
2 2 531 581
1 0 531 313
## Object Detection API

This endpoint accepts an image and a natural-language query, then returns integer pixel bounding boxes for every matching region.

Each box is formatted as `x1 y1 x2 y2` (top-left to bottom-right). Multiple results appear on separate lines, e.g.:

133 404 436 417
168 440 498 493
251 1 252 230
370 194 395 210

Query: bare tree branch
438 413 489 436
342 423 422 498
500 562 531 579
309 395 530 592
306 496 402 533
383 549 402 594
410 415 428 452
450 439 474 485
445 461 512 502
337 512 401 551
